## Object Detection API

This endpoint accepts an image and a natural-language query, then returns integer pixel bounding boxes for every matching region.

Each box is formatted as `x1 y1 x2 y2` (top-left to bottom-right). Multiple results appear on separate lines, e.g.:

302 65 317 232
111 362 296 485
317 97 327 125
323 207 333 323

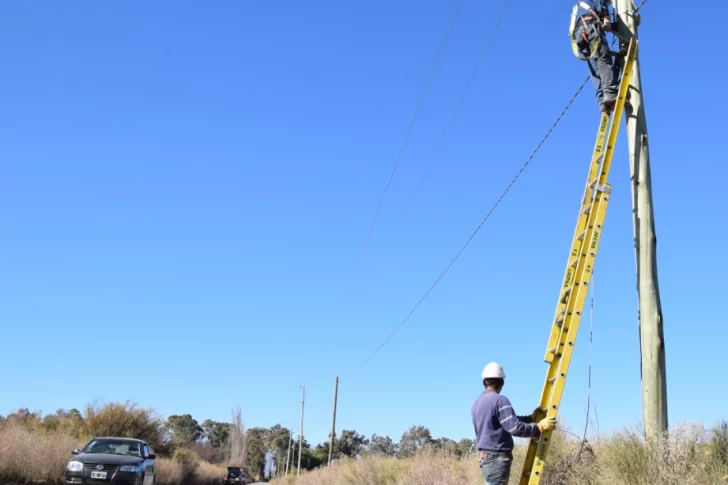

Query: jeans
479 452 513 485
575 22 620 106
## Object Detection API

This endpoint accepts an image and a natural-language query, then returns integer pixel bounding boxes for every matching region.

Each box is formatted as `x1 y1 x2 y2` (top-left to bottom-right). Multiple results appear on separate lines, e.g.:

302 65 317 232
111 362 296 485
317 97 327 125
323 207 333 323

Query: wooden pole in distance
328 376 339 466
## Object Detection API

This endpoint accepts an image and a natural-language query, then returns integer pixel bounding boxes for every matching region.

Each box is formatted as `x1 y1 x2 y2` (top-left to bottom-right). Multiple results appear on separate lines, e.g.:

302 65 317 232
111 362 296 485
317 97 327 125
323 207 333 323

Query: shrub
172 448 201 477
83 401 169 455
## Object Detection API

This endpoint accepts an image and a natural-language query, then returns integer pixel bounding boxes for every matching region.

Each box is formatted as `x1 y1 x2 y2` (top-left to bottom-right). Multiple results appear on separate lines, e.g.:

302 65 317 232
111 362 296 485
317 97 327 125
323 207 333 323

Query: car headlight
119 465 140 472
66 461 83 472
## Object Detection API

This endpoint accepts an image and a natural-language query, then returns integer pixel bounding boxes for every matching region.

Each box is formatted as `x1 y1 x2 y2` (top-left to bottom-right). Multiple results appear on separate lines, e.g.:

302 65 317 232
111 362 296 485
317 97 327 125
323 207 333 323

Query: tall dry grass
0 423 83 483
153 457 226 485
0 422 226 485
270 421 728 485
196 461 227 485
155 458 185 485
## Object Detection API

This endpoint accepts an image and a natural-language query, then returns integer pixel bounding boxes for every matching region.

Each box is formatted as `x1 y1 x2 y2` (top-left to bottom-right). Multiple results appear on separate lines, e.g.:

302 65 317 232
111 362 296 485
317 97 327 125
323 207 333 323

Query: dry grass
195 460 227 485
0 422 226 485
153 457 225 485
271 422 728 485
155 458 185 485
0 423 83 483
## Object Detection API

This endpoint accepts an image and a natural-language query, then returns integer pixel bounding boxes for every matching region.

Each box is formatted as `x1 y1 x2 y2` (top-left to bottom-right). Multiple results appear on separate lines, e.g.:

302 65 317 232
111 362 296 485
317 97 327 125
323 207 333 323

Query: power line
358 0 465 256
578 276 595 459
358 75 591 369
386 0 512 254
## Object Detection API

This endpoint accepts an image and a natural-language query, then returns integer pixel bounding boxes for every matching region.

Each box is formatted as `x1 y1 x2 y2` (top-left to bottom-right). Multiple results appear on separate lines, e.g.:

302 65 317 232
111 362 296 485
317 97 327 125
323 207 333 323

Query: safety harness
569 1 603 61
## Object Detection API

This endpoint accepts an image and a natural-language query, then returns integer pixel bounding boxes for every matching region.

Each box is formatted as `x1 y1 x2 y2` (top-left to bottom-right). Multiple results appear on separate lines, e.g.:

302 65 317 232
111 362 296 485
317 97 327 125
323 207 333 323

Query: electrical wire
359 0 465 257
385 0 512 254
357 76 591 369
578 276 594 458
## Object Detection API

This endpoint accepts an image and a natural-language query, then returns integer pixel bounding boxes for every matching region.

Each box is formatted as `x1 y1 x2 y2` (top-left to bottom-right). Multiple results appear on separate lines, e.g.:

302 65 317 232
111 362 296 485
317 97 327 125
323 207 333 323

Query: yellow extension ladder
518 38 638 485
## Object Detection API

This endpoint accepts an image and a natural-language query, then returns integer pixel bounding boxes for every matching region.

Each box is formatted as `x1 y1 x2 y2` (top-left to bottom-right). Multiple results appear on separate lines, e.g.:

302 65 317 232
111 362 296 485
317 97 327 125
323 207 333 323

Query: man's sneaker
602 97 617 107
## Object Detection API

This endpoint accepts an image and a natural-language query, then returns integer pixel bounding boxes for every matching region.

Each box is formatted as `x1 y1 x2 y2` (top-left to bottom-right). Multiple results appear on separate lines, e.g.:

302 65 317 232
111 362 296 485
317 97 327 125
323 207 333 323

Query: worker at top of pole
569 0 640 113
471 362 557 485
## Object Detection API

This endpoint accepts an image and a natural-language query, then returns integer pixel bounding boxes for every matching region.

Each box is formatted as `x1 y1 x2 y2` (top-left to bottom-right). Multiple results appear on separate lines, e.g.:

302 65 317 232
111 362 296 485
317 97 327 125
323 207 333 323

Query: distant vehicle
64 437 156 485
223 467 247 485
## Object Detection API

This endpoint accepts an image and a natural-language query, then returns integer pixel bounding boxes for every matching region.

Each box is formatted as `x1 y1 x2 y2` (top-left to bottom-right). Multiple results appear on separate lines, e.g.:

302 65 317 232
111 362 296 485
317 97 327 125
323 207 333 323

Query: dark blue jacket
471 390 541 453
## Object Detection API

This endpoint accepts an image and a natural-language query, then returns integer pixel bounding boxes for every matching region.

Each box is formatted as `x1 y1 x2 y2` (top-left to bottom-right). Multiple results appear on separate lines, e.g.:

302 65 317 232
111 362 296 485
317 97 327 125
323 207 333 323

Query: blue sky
1 0 725 449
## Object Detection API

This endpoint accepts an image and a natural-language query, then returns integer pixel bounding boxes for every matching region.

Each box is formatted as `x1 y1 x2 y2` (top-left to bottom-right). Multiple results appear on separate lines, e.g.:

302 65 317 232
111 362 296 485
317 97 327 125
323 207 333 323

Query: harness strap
569 1 601 61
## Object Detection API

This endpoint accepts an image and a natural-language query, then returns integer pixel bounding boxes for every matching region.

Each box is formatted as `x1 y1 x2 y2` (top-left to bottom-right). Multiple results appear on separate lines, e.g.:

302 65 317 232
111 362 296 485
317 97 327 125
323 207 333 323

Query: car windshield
227 471 240 478
82 439 142 456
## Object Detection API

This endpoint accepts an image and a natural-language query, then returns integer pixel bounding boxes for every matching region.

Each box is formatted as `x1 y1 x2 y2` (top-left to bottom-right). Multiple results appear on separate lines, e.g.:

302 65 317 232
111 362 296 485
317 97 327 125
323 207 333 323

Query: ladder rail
519 38 638 485
543 113 610 365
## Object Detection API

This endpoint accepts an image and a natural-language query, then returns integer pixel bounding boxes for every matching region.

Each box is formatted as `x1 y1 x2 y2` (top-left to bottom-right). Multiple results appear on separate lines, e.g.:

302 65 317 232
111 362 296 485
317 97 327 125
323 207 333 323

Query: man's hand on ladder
538 417 557 433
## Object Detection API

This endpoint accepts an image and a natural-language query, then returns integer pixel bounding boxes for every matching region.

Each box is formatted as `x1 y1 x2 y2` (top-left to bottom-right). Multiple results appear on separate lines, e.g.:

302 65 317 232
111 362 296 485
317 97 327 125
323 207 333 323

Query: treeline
0 402 475 481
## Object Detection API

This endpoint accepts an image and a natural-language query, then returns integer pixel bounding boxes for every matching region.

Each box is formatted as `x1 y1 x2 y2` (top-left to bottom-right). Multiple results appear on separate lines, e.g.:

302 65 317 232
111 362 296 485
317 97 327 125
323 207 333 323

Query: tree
228 406 248 467
246 427 269 480
399 425 433 458
456 438 474 458
5 408 41 429
433 437 458 455
301 445 325 470
201 419 231 449
167 414 203 446
367 434 397 457
335 429 369 458
267 425 292 473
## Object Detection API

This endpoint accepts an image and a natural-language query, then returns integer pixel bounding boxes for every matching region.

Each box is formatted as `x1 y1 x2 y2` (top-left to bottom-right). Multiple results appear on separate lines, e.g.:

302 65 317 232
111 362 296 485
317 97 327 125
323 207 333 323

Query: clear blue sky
1 0 725 448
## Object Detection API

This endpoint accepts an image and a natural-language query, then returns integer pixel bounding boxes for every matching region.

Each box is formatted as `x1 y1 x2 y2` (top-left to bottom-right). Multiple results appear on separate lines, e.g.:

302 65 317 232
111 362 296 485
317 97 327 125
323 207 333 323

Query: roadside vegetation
2 402 726 484
271 421 728 485
0 401 236 485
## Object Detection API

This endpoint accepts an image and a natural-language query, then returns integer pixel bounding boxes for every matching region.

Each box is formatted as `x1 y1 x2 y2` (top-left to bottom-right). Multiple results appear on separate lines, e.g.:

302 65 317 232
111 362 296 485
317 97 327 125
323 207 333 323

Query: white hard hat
481 362 506 380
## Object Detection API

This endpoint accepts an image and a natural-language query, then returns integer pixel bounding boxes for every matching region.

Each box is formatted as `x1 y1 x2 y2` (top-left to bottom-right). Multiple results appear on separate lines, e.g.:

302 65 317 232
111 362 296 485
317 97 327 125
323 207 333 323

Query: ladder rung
525 38 638 485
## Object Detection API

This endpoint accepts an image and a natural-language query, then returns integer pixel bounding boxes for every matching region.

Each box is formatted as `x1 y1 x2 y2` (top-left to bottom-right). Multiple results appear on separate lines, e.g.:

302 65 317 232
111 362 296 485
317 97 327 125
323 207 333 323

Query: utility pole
285 427 292 475
297 386 305 476
615 0 668 440
328 376 339 466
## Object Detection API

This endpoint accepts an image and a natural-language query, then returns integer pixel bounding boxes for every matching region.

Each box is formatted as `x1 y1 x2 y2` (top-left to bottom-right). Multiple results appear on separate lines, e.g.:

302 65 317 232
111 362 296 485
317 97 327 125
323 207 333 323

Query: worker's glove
601 18 613 32
538 416 557 433
634 13 641 27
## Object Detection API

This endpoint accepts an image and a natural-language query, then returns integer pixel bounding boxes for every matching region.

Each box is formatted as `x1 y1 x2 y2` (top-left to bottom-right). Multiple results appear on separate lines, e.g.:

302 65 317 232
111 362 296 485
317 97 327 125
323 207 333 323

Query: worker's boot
600 97 616 113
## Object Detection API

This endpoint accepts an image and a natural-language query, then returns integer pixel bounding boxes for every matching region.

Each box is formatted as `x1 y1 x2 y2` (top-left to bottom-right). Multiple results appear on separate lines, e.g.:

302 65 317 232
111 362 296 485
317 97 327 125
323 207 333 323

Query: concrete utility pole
297 386 305 476
328 376 339 466
285 427 292 474
615 0 668 440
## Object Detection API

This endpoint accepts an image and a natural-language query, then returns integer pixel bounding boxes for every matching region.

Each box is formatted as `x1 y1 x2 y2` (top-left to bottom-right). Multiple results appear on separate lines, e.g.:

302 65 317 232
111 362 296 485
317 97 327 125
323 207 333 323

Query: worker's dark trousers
575 23 620 106
479 452 512 485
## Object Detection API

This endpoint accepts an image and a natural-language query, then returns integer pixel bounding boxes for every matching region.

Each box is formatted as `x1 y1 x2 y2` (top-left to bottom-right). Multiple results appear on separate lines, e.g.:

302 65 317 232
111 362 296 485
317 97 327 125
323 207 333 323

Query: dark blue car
65 437 156 485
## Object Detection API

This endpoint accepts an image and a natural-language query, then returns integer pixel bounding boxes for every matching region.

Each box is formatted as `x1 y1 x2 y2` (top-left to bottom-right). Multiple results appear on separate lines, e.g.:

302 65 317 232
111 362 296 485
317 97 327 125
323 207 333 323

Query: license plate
90 471 107 480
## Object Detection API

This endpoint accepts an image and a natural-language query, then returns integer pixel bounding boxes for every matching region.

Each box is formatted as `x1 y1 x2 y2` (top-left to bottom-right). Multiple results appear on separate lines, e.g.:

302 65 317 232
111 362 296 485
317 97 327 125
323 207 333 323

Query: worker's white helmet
481 362 506 380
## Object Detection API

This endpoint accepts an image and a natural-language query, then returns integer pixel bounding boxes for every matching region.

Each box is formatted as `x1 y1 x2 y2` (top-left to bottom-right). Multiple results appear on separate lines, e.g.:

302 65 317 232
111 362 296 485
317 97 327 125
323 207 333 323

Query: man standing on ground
471 362 557 485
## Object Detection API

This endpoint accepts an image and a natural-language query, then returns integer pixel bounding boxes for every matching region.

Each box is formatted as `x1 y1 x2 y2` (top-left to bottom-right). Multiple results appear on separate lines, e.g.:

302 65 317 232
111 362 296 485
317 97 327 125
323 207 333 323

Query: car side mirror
71 449 80 455
146 454 156 460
